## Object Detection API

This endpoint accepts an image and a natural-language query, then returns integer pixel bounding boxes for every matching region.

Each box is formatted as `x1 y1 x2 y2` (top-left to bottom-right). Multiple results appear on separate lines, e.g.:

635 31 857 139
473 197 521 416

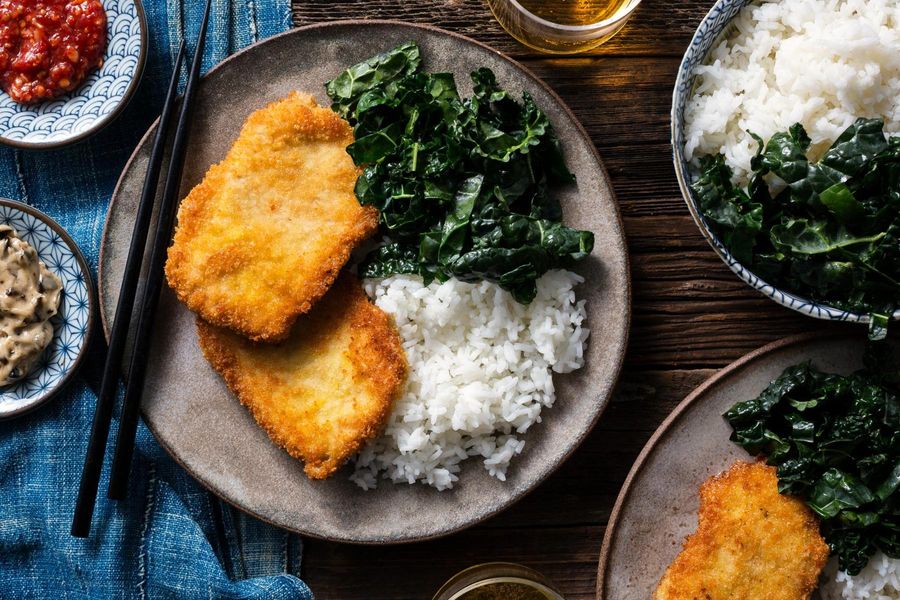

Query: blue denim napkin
0 1 314 598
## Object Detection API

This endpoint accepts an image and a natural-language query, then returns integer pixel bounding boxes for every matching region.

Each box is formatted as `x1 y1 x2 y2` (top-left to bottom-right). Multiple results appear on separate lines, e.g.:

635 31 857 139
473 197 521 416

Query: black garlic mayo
0 225 62 385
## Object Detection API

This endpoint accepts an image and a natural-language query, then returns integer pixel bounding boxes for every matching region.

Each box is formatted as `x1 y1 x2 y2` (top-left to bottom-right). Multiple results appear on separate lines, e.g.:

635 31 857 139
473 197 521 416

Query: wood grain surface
291 1 861 598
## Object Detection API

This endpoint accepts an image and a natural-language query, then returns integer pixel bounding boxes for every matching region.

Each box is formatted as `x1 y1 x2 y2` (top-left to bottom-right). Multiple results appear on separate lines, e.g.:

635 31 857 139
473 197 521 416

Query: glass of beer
487 0 641 54
432 563 566 600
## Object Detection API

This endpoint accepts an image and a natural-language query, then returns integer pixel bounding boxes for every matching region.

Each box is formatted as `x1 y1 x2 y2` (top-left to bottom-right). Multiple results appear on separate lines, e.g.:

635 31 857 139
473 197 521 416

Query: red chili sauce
0 0 107 104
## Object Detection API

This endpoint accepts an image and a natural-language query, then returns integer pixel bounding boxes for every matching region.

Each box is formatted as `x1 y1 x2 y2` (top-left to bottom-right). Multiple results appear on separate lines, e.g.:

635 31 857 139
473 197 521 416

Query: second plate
596 332 893 598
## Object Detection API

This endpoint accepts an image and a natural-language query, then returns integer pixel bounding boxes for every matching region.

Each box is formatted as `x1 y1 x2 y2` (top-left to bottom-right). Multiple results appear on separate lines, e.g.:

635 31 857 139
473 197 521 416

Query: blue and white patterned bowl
671 0 900 326
0 0 147 149
0 199 94 419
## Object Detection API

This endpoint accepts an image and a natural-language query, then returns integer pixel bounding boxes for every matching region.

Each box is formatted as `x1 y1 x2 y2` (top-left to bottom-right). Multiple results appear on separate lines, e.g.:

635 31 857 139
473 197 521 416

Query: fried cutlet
166 92 378 343
196 273 407 479
654 461 829 600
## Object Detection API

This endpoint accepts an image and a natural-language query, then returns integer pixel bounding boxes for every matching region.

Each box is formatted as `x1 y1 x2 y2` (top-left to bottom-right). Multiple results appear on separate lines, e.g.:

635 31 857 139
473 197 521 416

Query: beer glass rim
500 0 642 33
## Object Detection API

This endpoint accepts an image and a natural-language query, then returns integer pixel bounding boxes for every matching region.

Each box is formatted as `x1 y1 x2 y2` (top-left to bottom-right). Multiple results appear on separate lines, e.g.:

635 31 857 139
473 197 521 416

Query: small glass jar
432 563 565 600
486 0 642 54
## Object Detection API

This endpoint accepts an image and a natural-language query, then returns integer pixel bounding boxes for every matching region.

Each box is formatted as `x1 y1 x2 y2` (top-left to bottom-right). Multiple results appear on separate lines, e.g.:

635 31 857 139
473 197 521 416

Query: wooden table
290 2 851 598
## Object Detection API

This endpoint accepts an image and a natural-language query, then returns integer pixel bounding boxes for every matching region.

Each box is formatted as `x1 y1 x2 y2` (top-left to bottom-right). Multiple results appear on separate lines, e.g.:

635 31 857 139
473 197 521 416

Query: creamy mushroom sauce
0 225 62 385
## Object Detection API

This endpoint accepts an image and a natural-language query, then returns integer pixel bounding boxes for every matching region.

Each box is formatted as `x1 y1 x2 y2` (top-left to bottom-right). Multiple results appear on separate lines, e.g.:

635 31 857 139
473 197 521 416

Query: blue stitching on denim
291 534 303 576
283 1 292 30
222 501 246 580
137 461 158 600
247 0 259 42
167 0 186 88
12 151 29 204
82 145 103 262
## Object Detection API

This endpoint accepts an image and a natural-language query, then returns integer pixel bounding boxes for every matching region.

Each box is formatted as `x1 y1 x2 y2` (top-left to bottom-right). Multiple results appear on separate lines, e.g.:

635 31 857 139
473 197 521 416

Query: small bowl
0 0 147 150
0 199 95 420
671 0 900 326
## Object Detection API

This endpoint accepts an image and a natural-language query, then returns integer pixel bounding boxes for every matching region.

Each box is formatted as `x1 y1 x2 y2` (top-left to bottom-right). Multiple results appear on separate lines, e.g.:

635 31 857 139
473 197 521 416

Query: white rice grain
821 553 900 600
683 0 900 185
352 270 589 490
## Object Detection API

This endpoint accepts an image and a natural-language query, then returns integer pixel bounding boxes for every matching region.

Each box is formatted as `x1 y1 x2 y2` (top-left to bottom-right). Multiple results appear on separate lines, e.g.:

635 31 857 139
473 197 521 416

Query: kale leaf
691 119 900 338
724 353 900 575
326 43 592 302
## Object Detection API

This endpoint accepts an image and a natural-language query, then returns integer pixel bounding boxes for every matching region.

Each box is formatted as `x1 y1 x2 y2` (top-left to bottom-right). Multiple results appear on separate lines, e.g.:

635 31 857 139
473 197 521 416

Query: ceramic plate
0 199 94 419
0 0 147 149
99 21 630 543
596 332 893 599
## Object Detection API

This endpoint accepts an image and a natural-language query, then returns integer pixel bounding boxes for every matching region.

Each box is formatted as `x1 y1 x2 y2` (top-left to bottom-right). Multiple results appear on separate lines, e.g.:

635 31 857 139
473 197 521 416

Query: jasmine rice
353 270 588 490
683 0 900 186
822 553 900 600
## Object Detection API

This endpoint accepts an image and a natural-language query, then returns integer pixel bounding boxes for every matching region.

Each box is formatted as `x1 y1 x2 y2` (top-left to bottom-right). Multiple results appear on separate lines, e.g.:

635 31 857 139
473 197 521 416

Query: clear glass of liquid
487 0 642 54
432 563 566 600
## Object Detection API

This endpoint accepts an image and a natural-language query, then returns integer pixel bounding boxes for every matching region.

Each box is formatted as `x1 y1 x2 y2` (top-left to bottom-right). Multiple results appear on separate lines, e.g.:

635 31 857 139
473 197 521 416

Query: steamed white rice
821 553 900 600
352 270 588 491
683 0 900 185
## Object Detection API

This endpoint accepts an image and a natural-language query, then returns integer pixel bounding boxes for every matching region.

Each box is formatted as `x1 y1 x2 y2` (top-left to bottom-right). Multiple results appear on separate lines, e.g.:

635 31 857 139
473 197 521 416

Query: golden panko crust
165 92 378 342
654 461 830 600
196 274 408 479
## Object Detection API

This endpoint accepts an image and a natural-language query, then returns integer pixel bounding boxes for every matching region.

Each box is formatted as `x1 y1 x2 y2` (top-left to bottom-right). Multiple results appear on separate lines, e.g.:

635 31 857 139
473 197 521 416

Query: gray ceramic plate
99 21 630 544
596 333 893 599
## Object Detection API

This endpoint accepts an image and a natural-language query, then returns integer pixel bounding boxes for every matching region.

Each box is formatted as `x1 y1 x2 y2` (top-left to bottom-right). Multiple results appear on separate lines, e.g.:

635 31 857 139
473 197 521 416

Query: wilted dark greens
324 42 593 303
691 118 900 338
724 344 900 575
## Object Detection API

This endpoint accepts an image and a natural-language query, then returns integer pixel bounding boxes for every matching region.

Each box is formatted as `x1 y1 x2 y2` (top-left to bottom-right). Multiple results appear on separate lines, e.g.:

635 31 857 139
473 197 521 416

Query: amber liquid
487 0 637 54
457 581 554 600
516 0 630 25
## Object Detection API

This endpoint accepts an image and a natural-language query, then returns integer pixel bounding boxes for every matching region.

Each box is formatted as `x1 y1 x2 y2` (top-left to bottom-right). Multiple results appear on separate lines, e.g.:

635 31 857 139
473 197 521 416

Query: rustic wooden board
290 1 866 597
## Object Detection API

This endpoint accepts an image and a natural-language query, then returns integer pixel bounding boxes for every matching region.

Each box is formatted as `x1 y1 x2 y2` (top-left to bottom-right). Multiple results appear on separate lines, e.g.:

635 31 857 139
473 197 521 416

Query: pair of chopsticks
71 0 213 538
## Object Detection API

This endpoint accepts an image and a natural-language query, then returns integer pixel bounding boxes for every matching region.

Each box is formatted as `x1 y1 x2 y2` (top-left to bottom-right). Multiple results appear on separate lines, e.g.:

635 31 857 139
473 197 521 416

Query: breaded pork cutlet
654 461 829 600
196 273 408 479
166 92 378 343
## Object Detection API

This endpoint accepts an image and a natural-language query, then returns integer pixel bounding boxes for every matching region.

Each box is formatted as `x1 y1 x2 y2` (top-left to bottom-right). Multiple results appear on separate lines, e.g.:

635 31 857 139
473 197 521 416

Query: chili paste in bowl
0 0 107 104
0 0 146 148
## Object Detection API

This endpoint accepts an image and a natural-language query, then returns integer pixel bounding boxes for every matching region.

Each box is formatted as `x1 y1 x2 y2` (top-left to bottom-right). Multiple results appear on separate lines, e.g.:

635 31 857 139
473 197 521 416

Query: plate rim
0 197 96 420
595 330 858 598
99 19 631 544
0 0 149 150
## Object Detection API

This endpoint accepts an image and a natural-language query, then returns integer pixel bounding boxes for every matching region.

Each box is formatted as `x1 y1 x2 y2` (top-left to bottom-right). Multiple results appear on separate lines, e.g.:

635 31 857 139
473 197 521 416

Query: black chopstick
72 0 213 536
71 40 188 539
107 0 213 501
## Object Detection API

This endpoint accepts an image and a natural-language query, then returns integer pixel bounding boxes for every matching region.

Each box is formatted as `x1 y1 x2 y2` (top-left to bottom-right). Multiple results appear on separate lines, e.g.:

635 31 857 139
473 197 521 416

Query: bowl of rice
671 0 900 326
